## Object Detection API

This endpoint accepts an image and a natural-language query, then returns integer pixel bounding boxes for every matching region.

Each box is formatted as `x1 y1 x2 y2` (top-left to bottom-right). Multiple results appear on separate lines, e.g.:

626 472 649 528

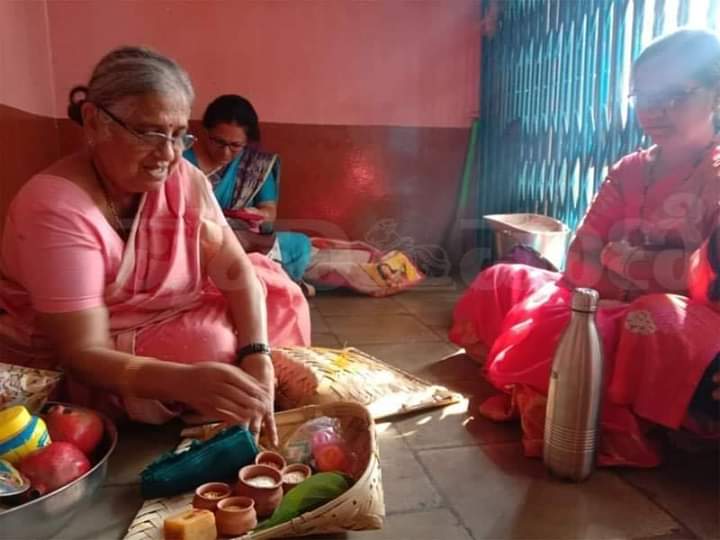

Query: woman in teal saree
184 95 311 282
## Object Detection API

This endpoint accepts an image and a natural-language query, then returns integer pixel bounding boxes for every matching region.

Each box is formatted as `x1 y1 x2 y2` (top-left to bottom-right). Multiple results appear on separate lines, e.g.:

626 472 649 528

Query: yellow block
164 508 217 540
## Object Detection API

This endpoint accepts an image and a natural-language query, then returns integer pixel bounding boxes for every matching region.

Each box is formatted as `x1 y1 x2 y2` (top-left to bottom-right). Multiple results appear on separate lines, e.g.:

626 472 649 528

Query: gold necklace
91 160 128 240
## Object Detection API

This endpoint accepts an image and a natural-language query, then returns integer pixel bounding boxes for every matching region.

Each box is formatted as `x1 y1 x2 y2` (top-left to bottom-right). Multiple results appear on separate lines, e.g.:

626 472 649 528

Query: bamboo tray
124 401 384 540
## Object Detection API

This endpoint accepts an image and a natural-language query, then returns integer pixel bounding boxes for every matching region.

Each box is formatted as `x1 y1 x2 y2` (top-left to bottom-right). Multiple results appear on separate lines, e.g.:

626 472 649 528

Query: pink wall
2 1 482 259
0 0 61 238
46 0 481 127
0 0 57 117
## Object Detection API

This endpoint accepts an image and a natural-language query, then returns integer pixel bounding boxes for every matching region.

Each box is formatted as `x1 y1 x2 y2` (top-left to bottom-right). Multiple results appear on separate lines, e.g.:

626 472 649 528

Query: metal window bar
474 0 720 256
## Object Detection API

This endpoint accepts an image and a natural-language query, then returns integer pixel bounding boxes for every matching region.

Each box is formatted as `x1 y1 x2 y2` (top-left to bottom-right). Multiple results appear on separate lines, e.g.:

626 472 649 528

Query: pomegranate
18 442 90 495
45 405 104 455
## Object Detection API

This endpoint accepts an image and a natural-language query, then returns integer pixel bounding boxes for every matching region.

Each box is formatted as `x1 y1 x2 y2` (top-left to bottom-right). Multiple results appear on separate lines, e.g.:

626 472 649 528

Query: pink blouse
1 175 124 314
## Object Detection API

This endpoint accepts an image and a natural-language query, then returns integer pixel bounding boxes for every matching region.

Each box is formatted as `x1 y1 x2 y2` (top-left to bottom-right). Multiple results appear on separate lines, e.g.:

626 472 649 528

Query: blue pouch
140 425 258 499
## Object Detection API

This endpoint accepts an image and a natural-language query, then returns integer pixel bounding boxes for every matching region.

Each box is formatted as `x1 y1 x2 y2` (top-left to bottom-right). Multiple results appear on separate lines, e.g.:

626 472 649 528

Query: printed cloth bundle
304 238 424 297
0 363 62 414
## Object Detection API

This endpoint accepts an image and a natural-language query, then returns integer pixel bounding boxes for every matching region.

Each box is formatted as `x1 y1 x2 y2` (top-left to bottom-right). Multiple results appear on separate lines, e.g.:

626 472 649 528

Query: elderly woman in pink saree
0 47 310 441
450 29 720 467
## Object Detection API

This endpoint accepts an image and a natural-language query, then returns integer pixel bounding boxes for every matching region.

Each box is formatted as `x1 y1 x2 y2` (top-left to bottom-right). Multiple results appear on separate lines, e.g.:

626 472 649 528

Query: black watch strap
236 342 271 363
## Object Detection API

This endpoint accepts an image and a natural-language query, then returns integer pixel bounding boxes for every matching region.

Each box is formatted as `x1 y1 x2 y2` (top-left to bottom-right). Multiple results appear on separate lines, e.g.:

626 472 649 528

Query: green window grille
474 0 720 251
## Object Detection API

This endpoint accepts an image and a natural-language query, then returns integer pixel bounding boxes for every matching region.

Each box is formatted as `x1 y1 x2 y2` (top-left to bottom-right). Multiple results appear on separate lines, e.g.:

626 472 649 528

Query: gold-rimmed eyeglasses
208 134 247 152
96 104 197 150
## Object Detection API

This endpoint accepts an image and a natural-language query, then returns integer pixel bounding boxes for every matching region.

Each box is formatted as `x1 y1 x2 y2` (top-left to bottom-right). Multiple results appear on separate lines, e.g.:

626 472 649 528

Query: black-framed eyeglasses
628 86 703 110
208 135 247 151
96 104 197 150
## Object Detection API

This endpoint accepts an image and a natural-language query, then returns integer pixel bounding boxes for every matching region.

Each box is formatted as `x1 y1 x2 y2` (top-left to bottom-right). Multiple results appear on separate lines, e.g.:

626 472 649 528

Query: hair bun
67 85 89 125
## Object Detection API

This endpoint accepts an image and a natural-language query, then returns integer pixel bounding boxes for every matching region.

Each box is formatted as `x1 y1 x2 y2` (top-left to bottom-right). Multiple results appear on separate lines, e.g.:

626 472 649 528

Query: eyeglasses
96 104 197 150
628 86 703 110
208 135 247 151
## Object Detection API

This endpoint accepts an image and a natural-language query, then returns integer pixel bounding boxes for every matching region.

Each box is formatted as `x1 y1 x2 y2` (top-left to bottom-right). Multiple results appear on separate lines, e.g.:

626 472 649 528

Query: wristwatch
236 342 271 363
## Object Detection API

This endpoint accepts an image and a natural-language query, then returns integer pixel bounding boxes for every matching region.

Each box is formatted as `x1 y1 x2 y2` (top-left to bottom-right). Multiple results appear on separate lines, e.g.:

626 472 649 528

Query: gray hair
68 46 194 124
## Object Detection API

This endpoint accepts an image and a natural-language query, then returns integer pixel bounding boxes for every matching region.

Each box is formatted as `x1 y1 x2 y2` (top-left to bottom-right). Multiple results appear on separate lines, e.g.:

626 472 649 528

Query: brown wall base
3 107 469 259
0 105 62 239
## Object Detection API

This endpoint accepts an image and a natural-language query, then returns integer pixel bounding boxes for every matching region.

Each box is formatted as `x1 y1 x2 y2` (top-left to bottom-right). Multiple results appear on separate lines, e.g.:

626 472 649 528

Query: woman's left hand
241 353 279 446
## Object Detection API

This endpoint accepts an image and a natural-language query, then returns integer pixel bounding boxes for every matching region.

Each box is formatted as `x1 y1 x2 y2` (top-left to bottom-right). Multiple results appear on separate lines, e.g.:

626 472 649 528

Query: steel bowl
0 402 118 539
484 213 571 271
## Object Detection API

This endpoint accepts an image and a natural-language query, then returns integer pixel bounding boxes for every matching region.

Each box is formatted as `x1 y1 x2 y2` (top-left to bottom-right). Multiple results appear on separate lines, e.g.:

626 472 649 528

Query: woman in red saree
0 47 310 440
450 29 720 467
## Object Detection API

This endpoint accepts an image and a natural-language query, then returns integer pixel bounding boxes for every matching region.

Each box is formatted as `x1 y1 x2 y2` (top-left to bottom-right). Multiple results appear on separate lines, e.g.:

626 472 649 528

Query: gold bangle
117 361 143 397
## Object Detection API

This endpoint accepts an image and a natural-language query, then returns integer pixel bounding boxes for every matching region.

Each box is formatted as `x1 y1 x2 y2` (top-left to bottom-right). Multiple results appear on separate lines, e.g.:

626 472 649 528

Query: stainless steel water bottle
543 287 604 481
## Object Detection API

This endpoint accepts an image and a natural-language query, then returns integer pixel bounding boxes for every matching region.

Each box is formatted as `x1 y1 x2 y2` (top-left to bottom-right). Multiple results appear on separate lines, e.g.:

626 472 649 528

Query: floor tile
343 508 473 540
413 275 462 291
413 352 485 388
325 314 439 345
419 444 681 540
414 308 454 329
311 332 343 348
393 290 462 315
394 399 522 450
310 308 331 333
618 449 719 539
375 424 444 514
428 327 454 344
50 484 143 540
106 422 181 486
357 341 459 375
313 294 408 316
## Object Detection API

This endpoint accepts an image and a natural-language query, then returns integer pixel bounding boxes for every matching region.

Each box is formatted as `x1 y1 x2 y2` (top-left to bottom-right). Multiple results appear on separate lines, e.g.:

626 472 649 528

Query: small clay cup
254 450 286 471
236 464 284 518
280 463 312 493
192 482 232 511
216 496 258 537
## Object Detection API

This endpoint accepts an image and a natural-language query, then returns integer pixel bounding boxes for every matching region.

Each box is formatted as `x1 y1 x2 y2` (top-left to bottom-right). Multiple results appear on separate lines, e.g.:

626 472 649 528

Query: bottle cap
571 288 599 312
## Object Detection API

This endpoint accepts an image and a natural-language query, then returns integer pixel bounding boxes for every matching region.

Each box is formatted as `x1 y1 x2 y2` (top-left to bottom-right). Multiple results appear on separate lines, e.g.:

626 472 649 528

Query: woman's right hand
180 362 274 425
600 240 634 275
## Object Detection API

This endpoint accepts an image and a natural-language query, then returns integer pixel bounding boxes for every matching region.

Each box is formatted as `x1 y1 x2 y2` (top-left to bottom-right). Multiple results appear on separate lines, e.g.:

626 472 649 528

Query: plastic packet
0 459 29 497
281 416 357 476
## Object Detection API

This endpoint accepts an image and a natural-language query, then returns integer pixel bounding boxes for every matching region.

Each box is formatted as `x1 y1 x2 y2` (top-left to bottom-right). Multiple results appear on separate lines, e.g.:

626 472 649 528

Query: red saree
450 146 720 467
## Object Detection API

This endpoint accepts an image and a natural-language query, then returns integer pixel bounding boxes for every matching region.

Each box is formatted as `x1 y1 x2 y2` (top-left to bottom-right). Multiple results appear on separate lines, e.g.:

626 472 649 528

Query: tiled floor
54 284 719 540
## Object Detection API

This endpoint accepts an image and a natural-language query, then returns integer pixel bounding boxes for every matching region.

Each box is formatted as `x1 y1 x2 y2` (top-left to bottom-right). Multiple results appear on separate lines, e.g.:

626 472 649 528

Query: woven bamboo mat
125 494 195 540
275 346 462 420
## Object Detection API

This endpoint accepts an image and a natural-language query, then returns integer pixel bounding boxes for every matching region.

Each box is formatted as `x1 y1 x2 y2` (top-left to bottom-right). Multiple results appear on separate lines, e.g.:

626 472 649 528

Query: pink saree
450 146 720 467
0 159 310 422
